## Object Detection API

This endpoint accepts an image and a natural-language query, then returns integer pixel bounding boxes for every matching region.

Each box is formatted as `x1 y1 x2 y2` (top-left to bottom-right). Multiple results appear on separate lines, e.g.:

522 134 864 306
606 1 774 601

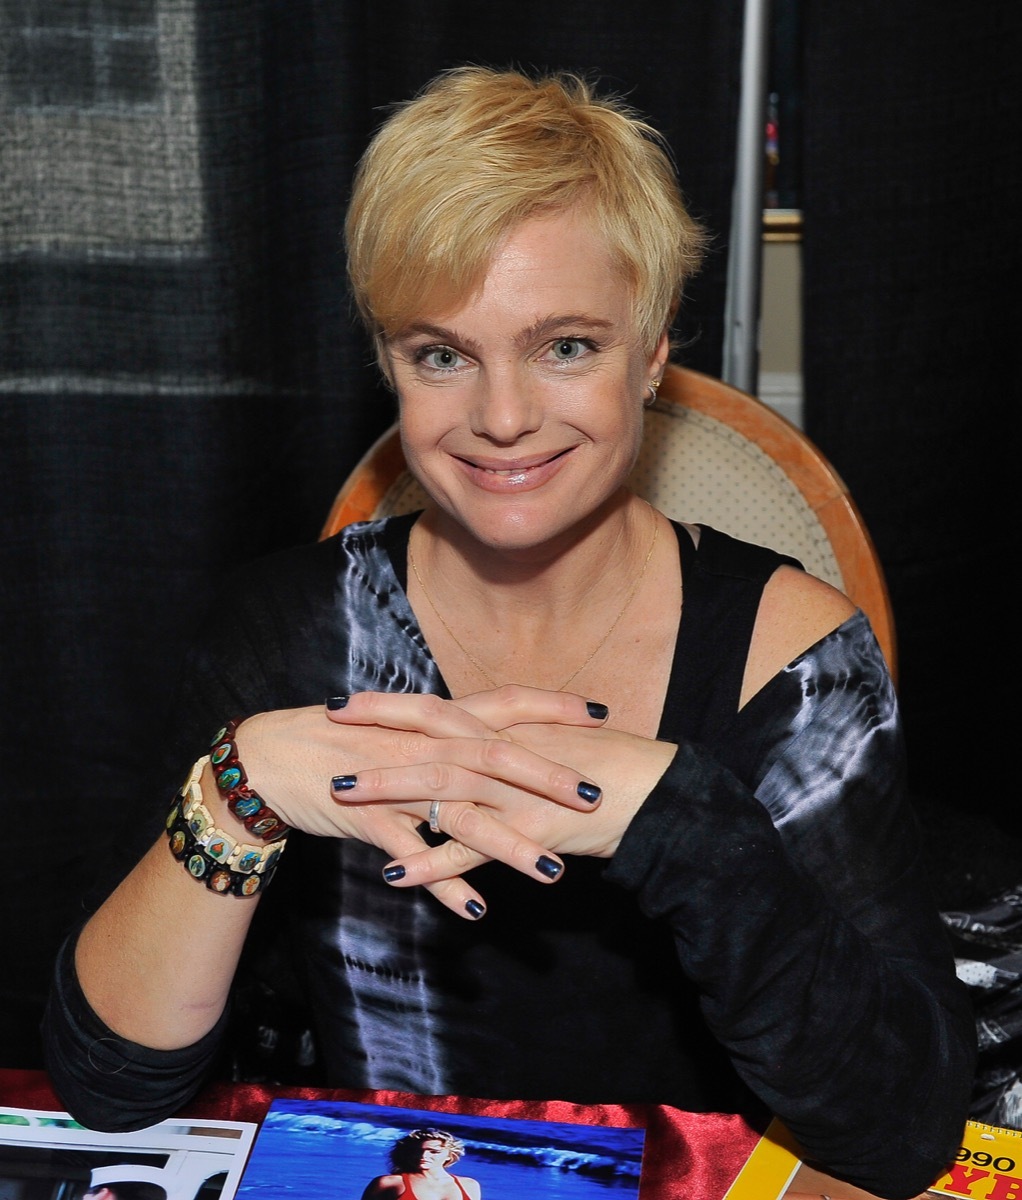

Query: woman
45 68 973 1200
362 1130 480 1200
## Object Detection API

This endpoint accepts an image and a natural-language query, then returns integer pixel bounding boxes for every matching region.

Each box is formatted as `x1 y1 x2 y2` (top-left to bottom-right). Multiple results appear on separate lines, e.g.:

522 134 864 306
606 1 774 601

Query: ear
649 328 670 382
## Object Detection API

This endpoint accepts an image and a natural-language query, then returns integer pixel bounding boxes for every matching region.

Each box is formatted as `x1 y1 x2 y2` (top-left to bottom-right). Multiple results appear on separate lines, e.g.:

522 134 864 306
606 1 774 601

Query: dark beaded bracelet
165 759 287 898
209 719 290 842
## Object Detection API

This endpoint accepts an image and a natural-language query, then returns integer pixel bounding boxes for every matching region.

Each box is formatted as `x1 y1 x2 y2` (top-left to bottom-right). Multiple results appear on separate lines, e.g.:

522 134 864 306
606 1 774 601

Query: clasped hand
236 687 676 919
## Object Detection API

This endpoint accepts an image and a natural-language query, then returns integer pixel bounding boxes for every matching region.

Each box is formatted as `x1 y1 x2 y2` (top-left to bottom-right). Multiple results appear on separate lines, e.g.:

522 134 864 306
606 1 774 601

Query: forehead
403 209 633 338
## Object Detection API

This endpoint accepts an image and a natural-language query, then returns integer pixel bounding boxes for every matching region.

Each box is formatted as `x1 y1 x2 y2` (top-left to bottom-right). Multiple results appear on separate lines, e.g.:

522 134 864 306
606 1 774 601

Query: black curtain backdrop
801 2 1021 904
0 1 742 1069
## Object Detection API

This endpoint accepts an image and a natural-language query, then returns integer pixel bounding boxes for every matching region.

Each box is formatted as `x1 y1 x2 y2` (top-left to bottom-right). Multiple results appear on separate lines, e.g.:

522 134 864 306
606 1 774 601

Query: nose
469 364 542 443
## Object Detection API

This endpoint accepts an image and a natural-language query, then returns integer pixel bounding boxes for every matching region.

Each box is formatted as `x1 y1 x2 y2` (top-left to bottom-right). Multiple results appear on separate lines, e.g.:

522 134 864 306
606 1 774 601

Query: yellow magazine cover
723 1118 1022 1200
926 1121 1022 1199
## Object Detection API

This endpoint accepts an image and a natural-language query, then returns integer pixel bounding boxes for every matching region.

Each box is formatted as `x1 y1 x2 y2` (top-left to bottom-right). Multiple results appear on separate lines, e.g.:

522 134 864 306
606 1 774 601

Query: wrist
165 756 287 898
209 719 290 841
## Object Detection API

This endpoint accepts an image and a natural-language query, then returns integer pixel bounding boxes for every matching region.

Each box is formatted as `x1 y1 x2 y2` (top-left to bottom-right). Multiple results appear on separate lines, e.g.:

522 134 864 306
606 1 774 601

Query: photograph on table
234 1098 645 1200
0 1105 256 1200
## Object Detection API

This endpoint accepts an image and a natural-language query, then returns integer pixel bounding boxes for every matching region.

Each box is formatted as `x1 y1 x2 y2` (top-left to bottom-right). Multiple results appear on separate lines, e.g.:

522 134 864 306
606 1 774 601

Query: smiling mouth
463 448 572 474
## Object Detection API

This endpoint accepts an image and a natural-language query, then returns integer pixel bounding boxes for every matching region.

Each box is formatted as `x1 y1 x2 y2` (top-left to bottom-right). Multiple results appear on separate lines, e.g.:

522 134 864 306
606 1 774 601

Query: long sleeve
606 615 975 1200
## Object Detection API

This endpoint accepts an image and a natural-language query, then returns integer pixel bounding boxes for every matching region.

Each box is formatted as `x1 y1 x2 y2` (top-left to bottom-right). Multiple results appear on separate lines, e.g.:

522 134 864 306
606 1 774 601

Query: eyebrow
514 314 617 348
391 322 481 355
391 314 618 355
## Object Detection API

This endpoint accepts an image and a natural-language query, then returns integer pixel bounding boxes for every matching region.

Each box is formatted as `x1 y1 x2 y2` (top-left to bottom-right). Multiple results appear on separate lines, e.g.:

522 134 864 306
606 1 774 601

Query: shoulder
683 522 799 582
455 1177 482 1200
242 513 411 580
680 524 856 707
742 565 856 706
362 1174 406 1199
210 514 410 625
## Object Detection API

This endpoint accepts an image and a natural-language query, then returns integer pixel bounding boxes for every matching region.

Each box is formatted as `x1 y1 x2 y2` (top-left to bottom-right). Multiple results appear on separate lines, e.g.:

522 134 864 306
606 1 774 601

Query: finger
384 841 492 883
453 684 610 730
383 804 565 887
323 691 494 738
330 742 602 811
374 819 490 922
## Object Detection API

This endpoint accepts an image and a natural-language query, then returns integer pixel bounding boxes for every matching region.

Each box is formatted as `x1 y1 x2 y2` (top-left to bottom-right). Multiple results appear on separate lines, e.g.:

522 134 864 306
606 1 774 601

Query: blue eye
551 338 584 360
418 346 464 371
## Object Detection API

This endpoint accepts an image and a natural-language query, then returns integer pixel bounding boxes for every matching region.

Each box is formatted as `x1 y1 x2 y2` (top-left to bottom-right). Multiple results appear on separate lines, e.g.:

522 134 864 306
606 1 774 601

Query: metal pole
722 0 771 394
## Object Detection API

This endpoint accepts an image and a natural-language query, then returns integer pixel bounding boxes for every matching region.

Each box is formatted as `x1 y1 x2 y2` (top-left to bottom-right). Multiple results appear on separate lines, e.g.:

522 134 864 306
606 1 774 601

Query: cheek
604 390 645 459
397 401 442 465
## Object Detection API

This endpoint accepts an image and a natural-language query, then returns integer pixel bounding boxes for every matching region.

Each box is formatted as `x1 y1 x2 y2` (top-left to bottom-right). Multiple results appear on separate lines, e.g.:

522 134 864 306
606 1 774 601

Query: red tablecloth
0 1068 764 1199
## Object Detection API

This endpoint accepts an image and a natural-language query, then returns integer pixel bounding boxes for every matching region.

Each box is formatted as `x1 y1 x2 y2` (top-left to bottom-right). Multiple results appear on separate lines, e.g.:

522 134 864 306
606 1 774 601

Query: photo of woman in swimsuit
361 1129 482 1200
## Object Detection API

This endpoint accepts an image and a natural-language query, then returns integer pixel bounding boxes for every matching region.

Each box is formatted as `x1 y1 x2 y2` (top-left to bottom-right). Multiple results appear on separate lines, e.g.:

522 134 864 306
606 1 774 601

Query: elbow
41 940 224 1133
805 1005 976 1198
42 1001 209 1133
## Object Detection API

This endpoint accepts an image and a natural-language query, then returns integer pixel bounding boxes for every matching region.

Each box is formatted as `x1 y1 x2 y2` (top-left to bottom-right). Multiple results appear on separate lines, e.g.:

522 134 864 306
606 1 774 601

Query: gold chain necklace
408 508 661 691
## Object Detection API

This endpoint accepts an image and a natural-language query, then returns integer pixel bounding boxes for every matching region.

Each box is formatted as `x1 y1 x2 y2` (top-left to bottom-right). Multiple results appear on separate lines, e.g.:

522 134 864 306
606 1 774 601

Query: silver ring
428 799 442 834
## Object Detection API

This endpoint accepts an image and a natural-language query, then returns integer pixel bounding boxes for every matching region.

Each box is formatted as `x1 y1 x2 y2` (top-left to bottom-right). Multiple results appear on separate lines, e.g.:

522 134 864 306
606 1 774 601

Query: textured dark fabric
799 12 1022 1121
943 888 1022 1131
800 3 1020 826
1 0 741 1068
43 518 973 1196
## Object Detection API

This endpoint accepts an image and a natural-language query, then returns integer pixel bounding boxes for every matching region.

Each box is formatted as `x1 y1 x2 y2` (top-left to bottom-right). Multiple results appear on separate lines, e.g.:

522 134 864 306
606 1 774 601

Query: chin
454 499 611 556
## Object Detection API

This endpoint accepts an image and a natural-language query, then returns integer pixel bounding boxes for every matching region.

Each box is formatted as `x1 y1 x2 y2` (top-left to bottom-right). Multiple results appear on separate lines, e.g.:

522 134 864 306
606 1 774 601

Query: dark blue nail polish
465 899 485 919
326 696 349 710
586 701 609 720
332 774 357 790
536 855 563 880
577 781 602 804
383 864 406 883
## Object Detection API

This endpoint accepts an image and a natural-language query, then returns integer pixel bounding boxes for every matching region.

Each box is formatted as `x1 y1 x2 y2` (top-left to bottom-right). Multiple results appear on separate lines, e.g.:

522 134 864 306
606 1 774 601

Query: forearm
74 762 260 1050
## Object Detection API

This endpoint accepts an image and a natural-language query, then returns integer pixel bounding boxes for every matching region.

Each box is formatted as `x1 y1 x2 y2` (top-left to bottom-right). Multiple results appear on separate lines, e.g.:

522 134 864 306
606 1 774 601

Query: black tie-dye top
45 515 974 1197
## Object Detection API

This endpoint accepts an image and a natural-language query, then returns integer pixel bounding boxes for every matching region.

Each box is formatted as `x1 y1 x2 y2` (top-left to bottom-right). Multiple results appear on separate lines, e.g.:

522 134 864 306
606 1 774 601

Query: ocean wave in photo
261 1100 644 1181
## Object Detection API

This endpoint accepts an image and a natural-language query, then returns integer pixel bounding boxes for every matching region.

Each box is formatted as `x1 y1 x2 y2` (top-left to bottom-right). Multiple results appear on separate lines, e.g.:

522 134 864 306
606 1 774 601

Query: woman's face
415 1139 449 1171
385 207 668 554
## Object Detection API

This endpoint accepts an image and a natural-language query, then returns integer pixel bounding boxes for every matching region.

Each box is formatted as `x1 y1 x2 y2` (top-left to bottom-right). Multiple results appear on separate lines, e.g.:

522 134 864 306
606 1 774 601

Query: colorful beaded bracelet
208 719 290 841
165 757 287 897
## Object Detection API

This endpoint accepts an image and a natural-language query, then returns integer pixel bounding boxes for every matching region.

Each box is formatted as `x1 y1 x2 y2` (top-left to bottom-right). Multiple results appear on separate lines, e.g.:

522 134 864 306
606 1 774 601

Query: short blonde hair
391 1129 465 1171
345 66 706 357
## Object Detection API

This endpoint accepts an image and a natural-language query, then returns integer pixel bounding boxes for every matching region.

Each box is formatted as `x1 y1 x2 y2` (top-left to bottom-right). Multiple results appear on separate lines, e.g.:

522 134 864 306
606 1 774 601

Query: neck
407 493 665 693
413 488 647 616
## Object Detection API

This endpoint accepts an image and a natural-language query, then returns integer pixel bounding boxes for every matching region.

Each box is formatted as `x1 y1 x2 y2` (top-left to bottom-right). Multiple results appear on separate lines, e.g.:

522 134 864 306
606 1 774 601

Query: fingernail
382 864 406 883
577 781 602 803
326 696 349 710
465 899 486 919
332 774 357 790
586 701 609 720
535 855 563 880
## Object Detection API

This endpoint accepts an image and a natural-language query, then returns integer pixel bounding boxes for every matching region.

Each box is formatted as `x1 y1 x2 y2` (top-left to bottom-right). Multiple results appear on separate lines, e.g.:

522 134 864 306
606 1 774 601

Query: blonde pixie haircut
345 66 706 358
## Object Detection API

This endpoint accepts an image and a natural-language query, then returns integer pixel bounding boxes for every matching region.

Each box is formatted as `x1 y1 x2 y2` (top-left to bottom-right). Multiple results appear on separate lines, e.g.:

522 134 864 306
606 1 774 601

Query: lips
454 447 574 493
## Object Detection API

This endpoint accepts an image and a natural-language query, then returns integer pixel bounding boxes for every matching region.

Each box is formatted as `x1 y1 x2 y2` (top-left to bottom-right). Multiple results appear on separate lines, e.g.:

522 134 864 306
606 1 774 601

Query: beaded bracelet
208 719 290 841
165 756 287 897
